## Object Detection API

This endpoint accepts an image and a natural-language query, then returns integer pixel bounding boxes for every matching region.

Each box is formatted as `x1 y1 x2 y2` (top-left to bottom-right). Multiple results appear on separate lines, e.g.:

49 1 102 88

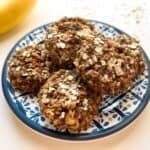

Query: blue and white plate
2 20 150 141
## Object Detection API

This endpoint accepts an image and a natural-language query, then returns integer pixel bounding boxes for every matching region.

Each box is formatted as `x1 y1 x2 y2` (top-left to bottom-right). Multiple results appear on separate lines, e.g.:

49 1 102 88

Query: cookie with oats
74 35 145 96
39 69 101 132
8 44 52 93
45 17 96 69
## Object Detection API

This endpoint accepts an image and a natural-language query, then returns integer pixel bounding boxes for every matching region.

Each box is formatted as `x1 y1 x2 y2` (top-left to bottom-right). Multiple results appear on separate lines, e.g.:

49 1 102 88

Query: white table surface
0 0 150 149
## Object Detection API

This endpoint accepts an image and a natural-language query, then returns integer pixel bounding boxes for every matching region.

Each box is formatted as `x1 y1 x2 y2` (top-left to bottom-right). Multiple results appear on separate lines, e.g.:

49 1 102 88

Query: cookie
39 69 101 132
45 17 96 69
8 44 52 93
74 35 145 95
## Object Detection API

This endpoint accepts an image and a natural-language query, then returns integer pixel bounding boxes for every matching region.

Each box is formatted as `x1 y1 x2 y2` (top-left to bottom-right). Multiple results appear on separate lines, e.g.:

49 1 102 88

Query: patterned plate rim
2 20 150 141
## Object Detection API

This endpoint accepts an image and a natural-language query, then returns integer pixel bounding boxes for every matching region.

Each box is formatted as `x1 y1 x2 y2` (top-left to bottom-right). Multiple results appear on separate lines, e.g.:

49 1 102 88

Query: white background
0 0 150 150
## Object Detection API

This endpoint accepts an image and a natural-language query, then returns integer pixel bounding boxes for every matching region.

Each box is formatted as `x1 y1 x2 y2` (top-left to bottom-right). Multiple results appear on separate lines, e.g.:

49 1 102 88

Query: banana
0 0 36 35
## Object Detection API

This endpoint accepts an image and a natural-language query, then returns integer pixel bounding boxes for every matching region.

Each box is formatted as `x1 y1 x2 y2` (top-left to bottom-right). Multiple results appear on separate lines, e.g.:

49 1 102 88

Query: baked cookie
8 44 52 93
45 17 96 68
39 69 101 132
74 35 145 95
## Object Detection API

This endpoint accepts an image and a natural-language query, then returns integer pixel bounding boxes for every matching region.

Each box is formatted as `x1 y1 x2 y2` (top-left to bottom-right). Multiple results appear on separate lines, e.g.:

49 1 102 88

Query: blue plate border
2 20 150 141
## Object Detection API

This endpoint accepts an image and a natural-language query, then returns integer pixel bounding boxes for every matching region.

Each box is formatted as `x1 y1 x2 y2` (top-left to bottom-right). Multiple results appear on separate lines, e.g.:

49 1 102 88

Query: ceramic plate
2 20 150 141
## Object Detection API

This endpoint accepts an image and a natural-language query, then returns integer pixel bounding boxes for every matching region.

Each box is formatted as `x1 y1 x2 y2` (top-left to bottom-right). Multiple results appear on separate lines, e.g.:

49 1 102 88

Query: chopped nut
48 87 55 93
88 59 93 65
92 55 98 63
115 65 124 76
70 88 78 95
101 60 106 66
131 50 140 56
94 37 104 45
67 75 74 80
99 40 104 44
70 95 77 101
16 66 21 71
60 88 66 94
59 112 66 119
56 42 66 48
82 98 88 106
128 43 138 49
22 50 31 57
83 107 88 111
95 46 103 54
82 53 88 60
22 73 28 76
42 98 50 104
77 28 94 38
47 34 53 38
59 83 69 89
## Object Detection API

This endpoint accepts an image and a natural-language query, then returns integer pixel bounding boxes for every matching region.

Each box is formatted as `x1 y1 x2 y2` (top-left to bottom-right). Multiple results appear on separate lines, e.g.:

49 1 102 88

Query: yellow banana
0 0 36 35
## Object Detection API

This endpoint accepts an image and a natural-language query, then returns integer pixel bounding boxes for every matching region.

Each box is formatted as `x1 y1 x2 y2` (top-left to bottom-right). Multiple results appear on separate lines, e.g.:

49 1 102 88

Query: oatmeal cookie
39 69 101 132
8 44 52 93
45 17 96 68
74 35 145 96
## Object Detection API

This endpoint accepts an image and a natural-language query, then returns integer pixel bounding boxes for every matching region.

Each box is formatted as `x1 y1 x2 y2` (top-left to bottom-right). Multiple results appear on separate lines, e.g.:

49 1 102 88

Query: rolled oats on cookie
38 69 102 132
74 34 145 95
8 44 52 93
45 17 96 68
